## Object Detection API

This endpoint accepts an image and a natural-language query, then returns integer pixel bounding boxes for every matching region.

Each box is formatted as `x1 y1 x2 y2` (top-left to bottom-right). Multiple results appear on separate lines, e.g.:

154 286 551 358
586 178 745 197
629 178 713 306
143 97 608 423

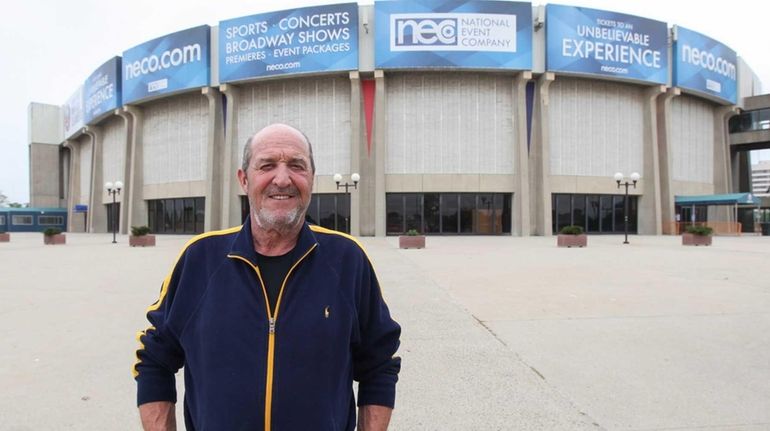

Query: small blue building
0 207 68 233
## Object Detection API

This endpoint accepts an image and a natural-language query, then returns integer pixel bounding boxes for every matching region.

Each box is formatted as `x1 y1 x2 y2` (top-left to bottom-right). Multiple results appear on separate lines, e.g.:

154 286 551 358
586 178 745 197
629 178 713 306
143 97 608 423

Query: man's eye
259 164 274 170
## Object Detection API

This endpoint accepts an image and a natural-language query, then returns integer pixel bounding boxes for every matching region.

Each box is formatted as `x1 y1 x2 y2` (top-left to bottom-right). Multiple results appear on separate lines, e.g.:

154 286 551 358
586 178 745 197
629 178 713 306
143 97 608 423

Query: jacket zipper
229 243 317 431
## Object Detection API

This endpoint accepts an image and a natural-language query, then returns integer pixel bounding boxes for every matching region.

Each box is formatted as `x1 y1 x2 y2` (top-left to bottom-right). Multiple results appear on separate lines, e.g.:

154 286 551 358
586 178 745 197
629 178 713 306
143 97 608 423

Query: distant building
752 161 770 197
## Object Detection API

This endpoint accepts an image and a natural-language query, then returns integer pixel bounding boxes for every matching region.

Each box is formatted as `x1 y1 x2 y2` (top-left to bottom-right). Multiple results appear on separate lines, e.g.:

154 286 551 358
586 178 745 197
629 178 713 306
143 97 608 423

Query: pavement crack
472 314 507 347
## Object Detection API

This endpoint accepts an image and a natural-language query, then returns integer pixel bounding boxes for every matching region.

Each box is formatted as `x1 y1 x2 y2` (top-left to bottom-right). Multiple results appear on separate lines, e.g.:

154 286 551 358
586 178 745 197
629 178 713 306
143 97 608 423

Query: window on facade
386 193 512 235
0 215 7 226
39 215 64 226
105 203 120 233
423 194 440 233
552 193 638 234
729 108 770 133
12 215 33 225
306 193 351 233
147 198 205 234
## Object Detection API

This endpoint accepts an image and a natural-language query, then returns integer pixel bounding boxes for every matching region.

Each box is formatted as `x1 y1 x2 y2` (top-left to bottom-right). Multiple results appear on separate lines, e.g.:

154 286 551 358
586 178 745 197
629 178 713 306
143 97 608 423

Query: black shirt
256 250 294 313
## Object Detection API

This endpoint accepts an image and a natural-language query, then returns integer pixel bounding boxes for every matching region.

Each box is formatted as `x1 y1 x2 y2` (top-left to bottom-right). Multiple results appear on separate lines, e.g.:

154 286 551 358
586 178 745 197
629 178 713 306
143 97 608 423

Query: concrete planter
557 234 587 248
43 234 66 245
129 235 156 247
399 235 426 249
682 233 712 246
0 233 9 242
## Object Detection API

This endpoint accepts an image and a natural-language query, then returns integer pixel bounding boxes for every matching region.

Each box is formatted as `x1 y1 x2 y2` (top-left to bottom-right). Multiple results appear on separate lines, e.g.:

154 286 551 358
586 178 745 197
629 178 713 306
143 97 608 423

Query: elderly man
133 124 401 431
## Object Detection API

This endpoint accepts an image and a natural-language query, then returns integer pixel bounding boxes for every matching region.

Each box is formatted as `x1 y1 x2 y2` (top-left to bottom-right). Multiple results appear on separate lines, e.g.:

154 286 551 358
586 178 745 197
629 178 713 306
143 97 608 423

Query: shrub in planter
399 229 426 249
43 227 66 245
557 225 587 248
0 230 9 243
129 225 156 247
682 225 713 246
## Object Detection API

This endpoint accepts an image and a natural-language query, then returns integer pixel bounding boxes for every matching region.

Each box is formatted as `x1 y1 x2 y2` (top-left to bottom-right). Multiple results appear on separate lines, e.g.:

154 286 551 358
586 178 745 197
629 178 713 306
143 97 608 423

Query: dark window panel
424 194 440 233
460 194 475 234
600 195 614 232
195 198 205 233
441 194 459 234
572 195 586 230
586 195 600 232
386 194 404 234
404 194 422 233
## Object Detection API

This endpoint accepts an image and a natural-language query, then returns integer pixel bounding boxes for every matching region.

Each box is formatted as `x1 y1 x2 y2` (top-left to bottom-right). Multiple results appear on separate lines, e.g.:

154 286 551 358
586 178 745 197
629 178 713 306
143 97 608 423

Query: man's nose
271 164 292 187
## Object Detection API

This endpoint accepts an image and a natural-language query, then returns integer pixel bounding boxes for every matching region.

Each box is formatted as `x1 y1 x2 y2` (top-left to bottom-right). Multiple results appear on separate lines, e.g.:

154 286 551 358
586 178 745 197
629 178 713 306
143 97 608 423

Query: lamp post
105 181 123 244
334 173 360 233
613 172 640 244
333 173 360 193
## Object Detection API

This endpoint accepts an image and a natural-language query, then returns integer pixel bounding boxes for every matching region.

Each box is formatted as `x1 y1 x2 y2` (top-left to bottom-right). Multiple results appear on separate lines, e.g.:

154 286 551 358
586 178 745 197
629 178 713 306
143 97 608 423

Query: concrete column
123 105 147 231
373 70 387 237
63 140 80 232
220 84 243 228
512 72 532 236
713 105 739 223
731 148 752 193
348 71 362 237
529 72 554 236
656 88 680 234
714 106 739 194
639 85 666 235
83 126 104 233
203 87 225 231
116 109 132 234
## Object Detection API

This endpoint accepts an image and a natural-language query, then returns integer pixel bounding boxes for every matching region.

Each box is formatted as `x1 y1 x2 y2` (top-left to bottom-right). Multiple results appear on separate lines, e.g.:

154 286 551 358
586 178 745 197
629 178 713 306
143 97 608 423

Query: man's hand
139 401 176 431
357 405 393 431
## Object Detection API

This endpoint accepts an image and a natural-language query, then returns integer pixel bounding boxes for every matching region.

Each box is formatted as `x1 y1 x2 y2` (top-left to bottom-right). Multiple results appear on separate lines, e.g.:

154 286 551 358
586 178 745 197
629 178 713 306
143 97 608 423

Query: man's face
237 125 314 232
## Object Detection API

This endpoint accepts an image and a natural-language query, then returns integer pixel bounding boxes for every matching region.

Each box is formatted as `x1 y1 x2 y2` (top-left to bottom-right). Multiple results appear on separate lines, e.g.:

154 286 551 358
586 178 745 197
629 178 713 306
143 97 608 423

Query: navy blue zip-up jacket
133 220 401 430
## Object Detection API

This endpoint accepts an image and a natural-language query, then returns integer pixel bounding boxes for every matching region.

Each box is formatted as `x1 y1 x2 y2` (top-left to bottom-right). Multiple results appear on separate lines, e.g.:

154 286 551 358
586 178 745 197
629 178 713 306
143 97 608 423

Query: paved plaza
1 232 769 430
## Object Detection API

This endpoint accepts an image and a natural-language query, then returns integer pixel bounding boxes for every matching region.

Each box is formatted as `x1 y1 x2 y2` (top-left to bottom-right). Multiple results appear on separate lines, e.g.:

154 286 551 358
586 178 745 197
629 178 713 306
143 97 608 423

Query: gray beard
253 205 302 232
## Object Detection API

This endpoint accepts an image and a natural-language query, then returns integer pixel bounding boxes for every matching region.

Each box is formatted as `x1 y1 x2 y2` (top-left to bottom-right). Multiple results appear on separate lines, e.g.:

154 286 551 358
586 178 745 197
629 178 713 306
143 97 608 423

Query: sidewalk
1 232 768 430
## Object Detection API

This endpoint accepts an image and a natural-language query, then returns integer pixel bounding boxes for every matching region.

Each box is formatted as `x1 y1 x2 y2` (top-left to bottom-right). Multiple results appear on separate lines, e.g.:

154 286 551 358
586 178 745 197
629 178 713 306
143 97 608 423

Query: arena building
27 1 767 237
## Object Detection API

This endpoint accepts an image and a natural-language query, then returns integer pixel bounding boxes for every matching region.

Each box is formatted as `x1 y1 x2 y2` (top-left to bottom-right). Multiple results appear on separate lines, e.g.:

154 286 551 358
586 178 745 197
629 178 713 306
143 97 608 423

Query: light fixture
334 173 360 193
614 172 640 244
105 181 123 244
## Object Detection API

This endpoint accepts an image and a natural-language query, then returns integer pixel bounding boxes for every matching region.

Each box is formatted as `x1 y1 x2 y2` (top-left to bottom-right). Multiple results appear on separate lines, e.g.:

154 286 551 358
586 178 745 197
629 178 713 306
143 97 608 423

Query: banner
122 25 210 104
375 0 532 70
546 5 668 84
84 56 121 123
63 85 84 139
673 26 737 104
219 3 358 82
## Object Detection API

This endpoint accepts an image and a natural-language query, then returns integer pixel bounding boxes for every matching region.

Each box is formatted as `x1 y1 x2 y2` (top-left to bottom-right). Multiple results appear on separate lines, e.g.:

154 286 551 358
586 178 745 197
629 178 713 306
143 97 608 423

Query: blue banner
219 3 358 82
673 26 737 104
122 25 210 104
546 4 668 84
84 57 121 123
375 0 532 70
63 85 84 139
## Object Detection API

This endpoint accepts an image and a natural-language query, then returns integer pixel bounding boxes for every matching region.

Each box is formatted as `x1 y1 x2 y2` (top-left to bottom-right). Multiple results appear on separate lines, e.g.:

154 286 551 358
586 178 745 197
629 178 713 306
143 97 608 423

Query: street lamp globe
630 172 641 182
613 172 624 182
351 173 360 183
115 181 124 191
105 181 114 191
333 173 343 183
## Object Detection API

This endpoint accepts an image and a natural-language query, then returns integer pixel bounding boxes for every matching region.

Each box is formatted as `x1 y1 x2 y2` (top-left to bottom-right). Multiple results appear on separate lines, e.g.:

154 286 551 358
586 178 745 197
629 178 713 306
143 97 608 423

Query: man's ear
237 169 248 193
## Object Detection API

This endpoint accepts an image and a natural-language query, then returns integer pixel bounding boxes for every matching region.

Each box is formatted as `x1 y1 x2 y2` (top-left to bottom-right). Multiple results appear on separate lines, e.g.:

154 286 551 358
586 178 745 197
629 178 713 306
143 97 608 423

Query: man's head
237 124 315 233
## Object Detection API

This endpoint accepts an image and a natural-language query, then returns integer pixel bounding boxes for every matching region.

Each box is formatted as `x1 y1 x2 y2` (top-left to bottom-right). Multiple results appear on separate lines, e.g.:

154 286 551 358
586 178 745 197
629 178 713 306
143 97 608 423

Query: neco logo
392 14 458 47
125 44 202 80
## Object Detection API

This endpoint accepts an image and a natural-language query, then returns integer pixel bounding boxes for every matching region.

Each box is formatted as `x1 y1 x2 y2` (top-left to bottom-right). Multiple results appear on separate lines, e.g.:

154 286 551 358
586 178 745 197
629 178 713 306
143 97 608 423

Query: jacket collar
228 216 318 267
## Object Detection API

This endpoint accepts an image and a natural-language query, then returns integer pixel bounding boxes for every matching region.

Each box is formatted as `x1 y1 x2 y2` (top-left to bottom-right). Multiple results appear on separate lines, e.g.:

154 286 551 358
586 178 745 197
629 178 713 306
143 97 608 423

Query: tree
0 190 7 207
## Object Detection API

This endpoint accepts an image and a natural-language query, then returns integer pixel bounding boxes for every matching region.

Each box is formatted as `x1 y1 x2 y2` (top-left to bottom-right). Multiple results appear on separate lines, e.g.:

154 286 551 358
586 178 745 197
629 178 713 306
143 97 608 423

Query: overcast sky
1 0 768 203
